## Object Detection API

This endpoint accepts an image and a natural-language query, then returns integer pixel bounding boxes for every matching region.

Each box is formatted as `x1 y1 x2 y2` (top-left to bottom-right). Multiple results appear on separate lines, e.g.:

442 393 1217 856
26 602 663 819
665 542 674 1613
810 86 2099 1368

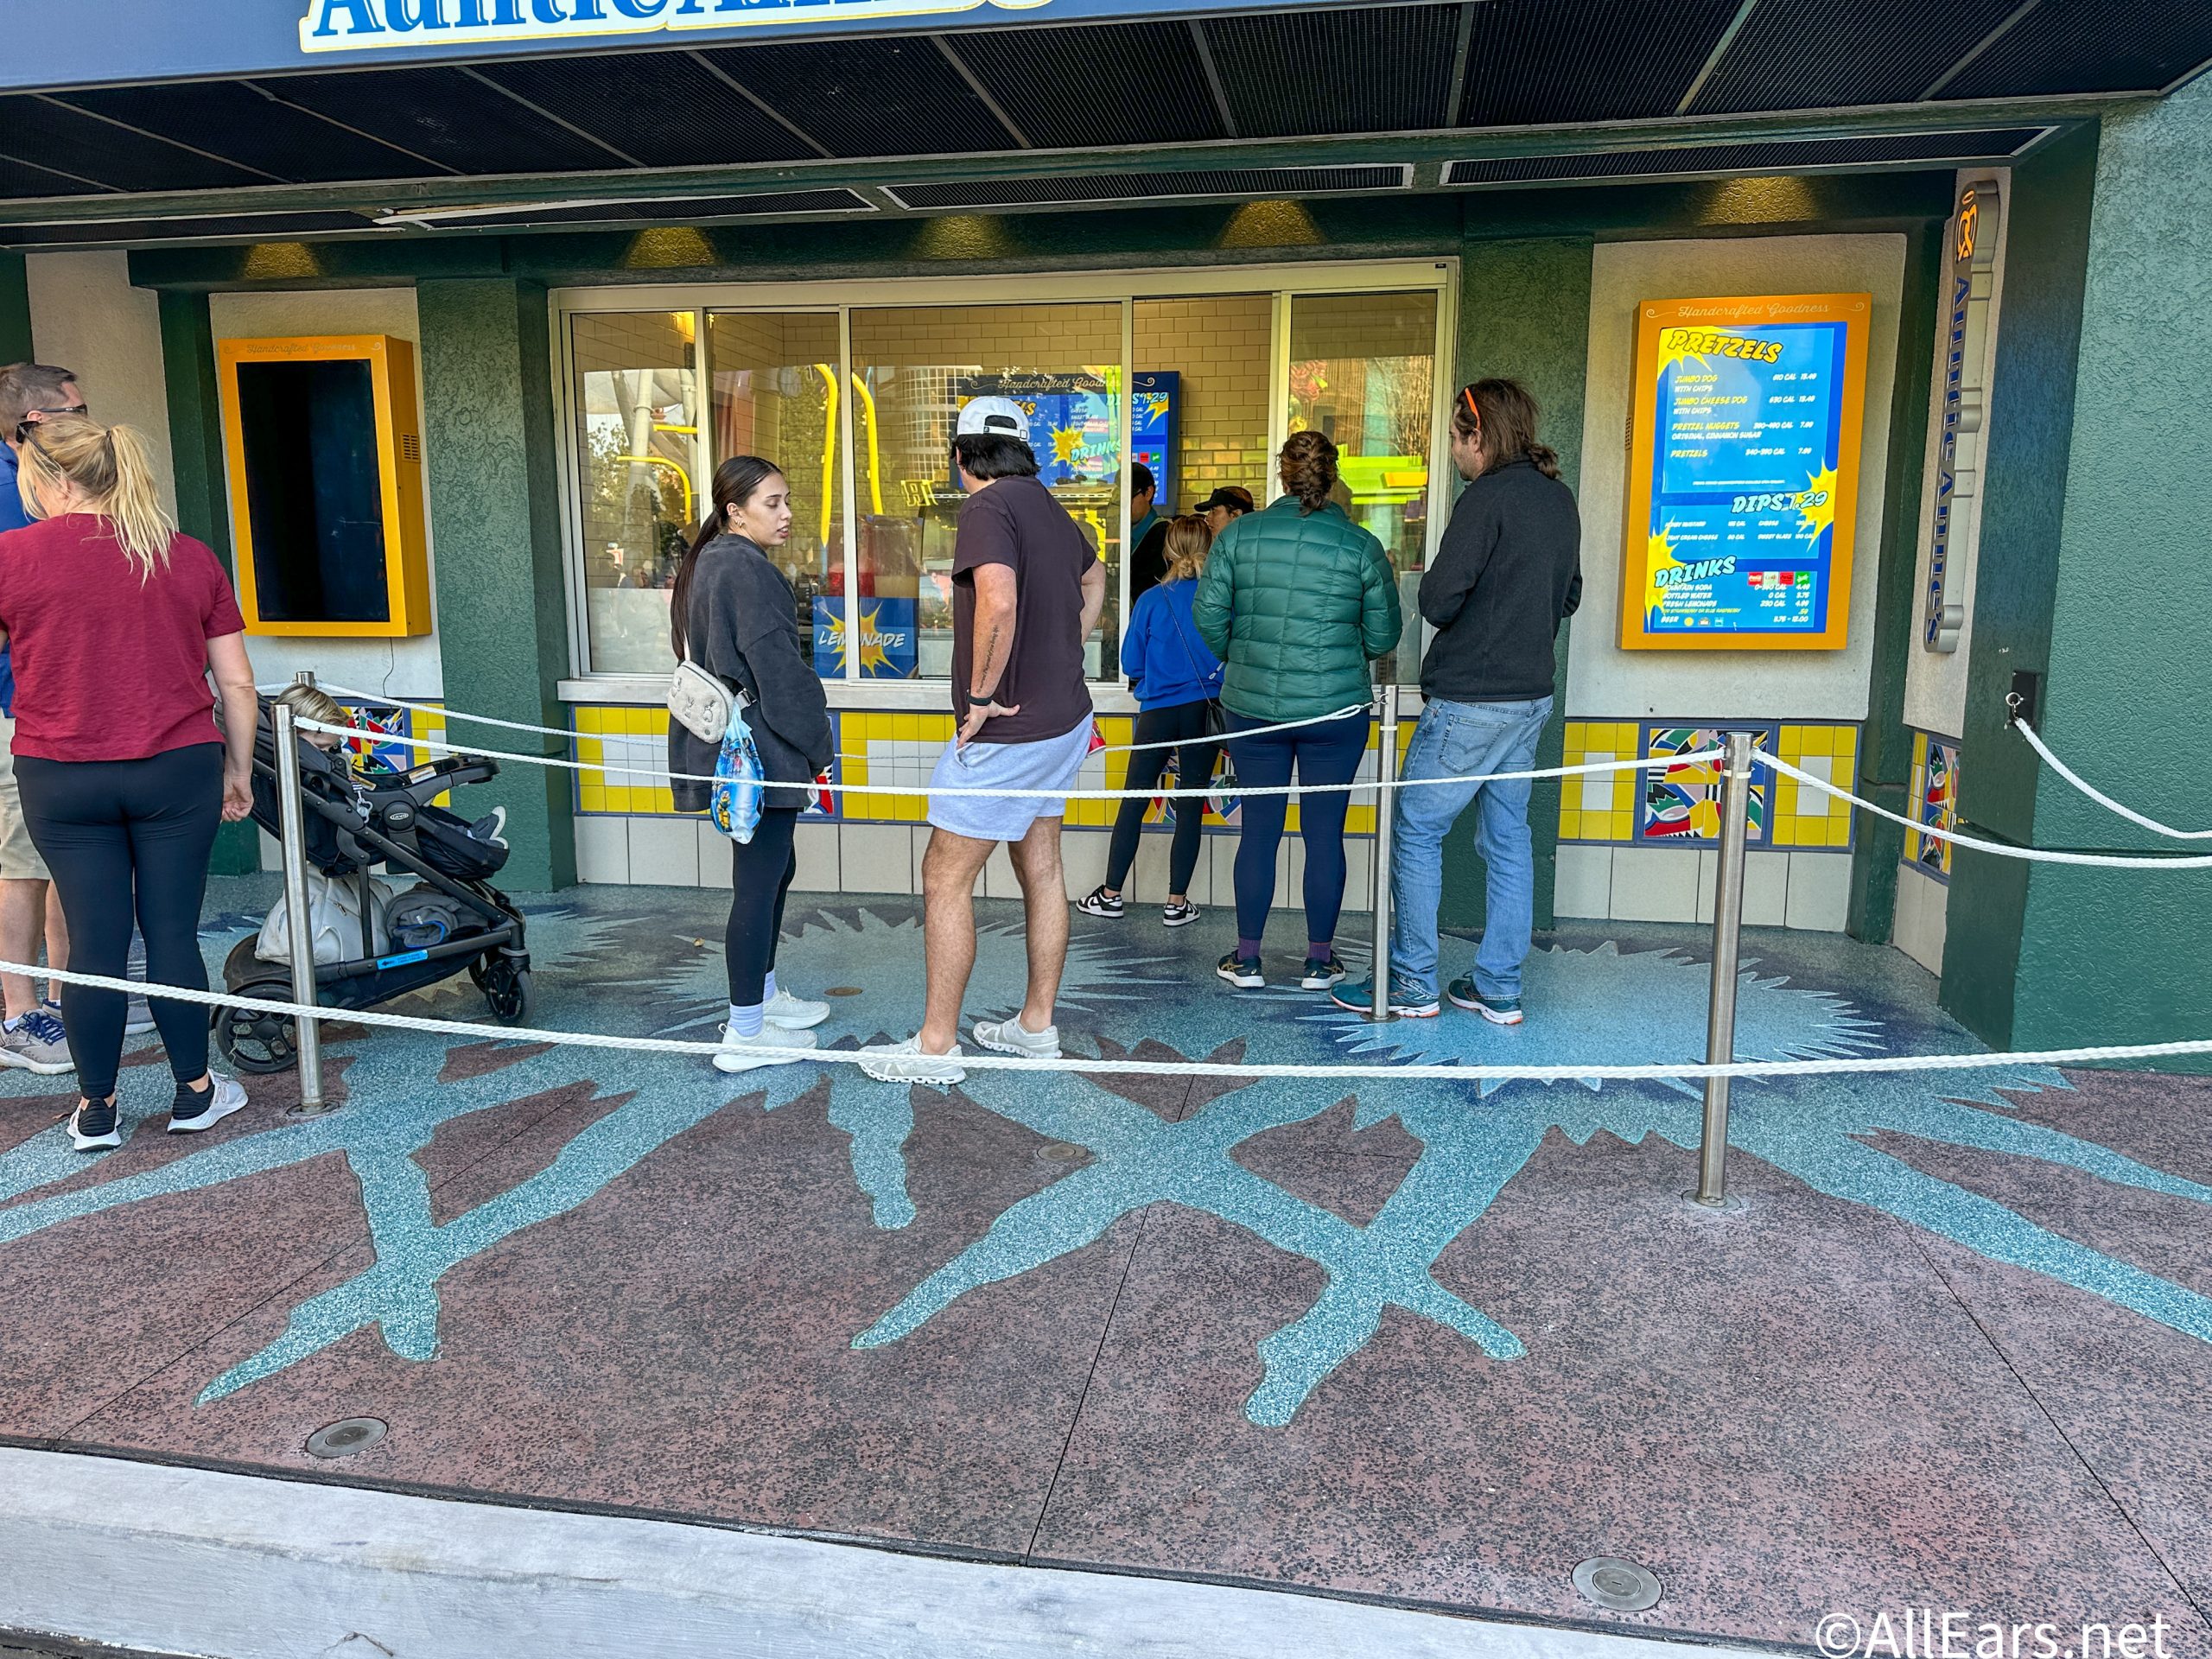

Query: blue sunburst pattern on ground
0 883 2207 1426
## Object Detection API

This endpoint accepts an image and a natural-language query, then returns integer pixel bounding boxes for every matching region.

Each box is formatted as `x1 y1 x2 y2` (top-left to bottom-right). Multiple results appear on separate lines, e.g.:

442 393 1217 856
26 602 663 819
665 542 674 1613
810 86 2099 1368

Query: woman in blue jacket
1078 515 1222 927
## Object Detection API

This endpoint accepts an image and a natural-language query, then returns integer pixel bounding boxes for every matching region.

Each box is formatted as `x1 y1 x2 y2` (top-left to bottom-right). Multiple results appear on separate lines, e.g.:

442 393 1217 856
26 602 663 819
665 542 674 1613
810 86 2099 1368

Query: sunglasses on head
13 405 87 444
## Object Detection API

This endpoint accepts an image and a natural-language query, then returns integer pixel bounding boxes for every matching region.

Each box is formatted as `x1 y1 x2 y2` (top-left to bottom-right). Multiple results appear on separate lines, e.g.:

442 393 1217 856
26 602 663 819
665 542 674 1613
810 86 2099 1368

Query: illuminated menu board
1619 293 1872 651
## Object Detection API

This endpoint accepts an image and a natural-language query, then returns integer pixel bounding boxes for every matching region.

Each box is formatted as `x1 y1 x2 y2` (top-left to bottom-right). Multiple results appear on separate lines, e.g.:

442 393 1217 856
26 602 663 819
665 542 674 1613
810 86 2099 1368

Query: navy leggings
15 743 222 1101
1224 709 1369 954
726 805 799 1006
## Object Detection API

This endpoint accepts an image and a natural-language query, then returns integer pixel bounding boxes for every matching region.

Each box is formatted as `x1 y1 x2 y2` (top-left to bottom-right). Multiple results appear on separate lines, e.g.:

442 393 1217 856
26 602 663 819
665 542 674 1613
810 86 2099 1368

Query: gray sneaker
971 1015 1061 1059
0 1009 73 1076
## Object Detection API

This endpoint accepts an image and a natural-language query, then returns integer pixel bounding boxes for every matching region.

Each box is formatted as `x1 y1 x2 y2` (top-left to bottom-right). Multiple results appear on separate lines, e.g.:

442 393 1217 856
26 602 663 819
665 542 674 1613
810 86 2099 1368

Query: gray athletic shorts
926 718 1092 843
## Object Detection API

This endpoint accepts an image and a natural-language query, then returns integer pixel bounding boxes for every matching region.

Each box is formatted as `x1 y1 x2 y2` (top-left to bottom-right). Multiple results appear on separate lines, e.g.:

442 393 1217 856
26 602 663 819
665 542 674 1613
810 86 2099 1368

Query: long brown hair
14 413 175 582
1452 378 1561 480
670 454 783 662
1277 429 1338 514
1160 513 1212 583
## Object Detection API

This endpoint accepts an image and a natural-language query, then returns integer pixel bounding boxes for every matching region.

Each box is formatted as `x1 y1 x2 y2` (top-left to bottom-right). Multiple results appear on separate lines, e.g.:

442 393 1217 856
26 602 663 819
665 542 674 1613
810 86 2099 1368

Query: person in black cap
1132 484 1253 601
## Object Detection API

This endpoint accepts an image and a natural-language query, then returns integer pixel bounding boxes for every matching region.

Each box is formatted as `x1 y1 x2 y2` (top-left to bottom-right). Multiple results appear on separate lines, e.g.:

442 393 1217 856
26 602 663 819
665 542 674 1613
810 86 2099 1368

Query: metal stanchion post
272 702 330 1116
1366 684 1400 1024
1692 730 1754 1207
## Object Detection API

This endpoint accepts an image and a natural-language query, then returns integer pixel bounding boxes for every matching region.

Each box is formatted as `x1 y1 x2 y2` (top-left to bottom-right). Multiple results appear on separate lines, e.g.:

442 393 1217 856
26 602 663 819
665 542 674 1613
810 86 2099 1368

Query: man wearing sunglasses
0 361 86 1075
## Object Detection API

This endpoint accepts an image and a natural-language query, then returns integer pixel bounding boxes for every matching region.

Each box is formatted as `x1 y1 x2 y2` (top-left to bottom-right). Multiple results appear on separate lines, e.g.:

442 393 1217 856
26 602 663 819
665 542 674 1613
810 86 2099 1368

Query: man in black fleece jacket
1335 379 1580 1027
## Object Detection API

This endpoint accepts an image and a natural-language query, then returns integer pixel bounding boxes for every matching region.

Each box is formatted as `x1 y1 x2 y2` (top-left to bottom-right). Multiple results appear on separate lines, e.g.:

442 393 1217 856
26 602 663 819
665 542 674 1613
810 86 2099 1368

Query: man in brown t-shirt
861 397 1105 1084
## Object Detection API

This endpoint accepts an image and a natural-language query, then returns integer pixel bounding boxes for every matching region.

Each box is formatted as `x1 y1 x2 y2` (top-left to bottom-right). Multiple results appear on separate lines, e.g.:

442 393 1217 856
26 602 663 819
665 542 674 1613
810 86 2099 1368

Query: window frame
550 260 1459 709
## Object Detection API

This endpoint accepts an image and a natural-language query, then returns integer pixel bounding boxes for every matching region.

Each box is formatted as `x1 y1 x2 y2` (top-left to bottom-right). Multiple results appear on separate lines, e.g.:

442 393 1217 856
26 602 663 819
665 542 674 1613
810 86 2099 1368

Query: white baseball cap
956 395 1030 443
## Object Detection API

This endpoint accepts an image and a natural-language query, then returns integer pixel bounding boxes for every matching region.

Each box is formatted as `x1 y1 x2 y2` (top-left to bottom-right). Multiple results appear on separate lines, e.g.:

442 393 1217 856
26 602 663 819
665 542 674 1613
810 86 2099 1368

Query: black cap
1192 486 1255 515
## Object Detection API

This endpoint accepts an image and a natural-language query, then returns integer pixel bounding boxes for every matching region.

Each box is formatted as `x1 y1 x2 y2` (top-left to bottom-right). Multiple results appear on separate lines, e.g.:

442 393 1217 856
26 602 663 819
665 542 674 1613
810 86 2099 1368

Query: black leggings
727 805 800 1007
1104 700 1221 899
15 743 222 1101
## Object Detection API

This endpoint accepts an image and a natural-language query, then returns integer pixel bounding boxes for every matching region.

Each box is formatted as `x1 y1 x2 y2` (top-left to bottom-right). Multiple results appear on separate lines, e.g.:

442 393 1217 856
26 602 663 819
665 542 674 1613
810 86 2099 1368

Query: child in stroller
213 690 533 1074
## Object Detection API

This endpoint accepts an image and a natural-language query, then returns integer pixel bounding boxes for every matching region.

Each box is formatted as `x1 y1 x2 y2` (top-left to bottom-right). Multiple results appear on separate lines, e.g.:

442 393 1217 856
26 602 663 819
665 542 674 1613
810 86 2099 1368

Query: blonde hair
274 684 348 729
1160 513 1213 584
15 413 176 580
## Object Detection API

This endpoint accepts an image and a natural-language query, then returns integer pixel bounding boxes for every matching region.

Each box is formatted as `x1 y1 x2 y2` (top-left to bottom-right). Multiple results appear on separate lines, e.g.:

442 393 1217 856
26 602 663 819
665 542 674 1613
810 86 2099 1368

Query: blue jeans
1389 695 1554 1001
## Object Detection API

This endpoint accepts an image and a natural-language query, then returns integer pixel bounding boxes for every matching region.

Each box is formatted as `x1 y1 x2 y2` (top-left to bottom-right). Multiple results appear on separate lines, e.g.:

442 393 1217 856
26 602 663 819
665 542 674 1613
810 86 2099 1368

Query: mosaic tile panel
1904 729 1961 882
1560 721 1859 852
1639 724 1775 846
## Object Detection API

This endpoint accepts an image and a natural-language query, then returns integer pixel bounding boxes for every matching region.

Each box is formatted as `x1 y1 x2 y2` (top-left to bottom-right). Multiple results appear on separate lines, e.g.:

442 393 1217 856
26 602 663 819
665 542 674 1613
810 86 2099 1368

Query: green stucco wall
1943 126 2099 1045
2012 83 2212 1052
416 278 576 892
0 255 29 363
1441 233 1594 932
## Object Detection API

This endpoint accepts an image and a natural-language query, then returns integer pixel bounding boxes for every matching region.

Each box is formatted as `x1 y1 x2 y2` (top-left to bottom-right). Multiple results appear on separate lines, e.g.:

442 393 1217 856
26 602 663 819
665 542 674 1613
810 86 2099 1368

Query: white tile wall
791 822 840 893
1059 830 1110 900
1611 847 1700 923
1892 863 1948 974
1742 851 1791 928
695 822 733 890
841 823 912 895
627 818 699 888
1786 852 1853 932
1553 845 1613 918
573 816 629 885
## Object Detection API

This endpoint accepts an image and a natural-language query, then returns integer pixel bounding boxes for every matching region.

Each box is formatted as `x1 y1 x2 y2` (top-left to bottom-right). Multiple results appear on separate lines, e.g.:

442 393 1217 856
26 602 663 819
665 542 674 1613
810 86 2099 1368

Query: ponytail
1452 378 1560 480
15 414 175 582
670 454 784 662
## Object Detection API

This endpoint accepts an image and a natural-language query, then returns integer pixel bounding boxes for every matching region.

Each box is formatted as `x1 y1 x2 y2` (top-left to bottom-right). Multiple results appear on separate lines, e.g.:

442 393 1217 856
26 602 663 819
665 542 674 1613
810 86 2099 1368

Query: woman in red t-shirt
2 415 259 1152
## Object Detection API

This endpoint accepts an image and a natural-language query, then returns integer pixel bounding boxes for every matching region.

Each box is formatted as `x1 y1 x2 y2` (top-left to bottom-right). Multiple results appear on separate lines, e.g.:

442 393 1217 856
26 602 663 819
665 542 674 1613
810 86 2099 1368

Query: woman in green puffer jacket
1194 430 1402 994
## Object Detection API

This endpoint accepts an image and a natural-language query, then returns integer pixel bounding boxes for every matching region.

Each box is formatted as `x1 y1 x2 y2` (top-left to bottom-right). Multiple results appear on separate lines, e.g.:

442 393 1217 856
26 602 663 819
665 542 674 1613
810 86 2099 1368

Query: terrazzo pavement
0 876 2205 1655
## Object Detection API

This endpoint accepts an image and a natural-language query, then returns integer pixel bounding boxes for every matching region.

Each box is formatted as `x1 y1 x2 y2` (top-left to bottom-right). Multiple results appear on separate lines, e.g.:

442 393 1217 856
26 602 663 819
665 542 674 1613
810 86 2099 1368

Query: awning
3 0 2206 250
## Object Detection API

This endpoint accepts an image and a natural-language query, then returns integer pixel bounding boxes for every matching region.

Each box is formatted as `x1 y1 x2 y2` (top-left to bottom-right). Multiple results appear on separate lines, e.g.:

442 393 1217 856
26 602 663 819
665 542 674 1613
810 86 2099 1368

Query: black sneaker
1216 950 1263 988
70 1097 120 1152
1300 954 1348 990
1077 885 1124 919
1160 899 1201 928
1447 976 1524 1025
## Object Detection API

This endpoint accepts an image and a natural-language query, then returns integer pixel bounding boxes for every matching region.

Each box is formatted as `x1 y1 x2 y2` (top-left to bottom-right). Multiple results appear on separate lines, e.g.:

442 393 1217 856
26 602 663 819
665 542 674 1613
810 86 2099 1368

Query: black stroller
213 699 533 1073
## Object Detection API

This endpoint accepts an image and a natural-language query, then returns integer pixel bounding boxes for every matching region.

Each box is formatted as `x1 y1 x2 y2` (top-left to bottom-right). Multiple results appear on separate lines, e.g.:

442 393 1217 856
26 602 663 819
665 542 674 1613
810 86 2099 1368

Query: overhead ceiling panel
270 67 632 175
54 80 445 184
1459 0 1743 125
1 210 371 247
888 163 1408 211
1690 0 2024 113
1205 3 1459 136
950 22 1224 149
700 36 1015 158
472 51 820 168
0 150 107 199
1444 127 2050 185
1939 0 2212 98
0 96 271 192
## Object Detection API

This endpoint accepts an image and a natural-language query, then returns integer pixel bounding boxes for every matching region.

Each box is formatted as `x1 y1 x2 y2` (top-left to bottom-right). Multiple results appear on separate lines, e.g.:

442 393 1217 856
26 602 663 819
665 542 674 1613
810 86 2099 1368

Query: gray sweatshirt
668 535 834 814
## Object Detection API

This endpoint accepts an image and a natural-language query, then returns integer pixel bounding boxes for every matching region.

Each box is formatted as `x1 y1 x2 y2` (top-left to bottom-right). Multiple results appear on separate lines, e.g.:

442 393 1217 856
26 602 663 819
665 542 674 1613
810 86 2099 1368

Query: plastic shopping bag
709 700 766 845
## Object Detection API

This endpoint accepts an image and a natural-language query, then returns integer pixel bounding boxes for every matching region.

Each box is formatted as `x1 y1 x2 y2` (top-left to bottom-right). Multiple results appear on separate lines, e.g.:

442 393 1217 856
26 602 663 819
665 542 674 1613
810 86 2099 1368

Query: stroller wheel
480 959 533 1027
213 982 299 1075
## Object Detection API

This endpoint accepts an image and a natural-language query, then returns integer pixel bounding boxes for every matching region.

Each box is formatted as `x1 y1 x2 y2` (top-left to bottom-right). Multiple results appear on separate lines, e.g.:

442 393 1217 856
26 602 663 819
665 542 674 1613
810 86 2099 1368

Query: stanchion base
1359 1010 1399 1026
1682 1189 1746 1214
286 1100 342 1119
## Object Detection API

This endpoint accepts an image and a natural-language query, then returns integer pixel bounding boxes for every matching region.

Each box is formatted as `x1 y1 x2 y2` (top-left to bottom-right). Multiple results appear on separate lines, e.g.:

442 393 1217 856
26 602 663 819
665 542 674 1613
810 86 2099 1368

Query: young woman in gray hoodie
668 455 836 1074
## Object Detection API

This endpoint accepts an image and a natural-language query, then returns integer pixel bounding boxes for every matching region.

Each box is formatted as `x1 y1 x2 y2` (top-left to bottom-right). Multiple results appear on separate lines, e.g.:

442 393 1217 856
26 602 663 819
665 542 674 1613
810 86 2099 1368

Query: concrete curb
0 1449 1757 1659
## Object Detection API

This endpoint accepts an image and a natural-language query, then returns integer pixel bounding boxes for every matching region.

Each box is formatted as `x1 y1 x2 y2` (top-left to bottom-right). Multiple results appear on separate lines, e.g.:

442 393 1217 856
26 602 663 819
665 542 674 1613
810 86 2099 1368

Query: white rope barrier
1753 753 2212 870
296 716 1713 804
16 960 2212 1084
2014 717 2212 840
314 683 1371 759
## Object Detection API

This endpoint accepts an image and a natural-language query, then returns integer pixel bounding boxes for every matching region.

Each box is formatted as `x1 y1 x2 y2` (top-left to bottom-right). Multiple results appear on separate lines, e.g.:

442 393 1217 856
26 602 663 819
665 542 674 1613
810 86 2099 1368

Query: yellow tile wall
1135 295 1274 510
1557 720 1640 842
1771 724 1859 849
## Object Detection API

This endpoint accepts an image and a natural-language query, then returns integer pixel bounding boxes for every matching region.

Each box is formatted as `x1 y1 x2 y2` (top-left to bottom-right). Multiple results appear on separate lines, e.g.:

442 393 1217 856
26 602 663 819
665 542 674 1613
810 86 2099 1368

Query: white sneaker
763 988 830 1031
168 1072 248 1135
971 1015 1061 1059
857 1035 966 1086
712 1023 817 1074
